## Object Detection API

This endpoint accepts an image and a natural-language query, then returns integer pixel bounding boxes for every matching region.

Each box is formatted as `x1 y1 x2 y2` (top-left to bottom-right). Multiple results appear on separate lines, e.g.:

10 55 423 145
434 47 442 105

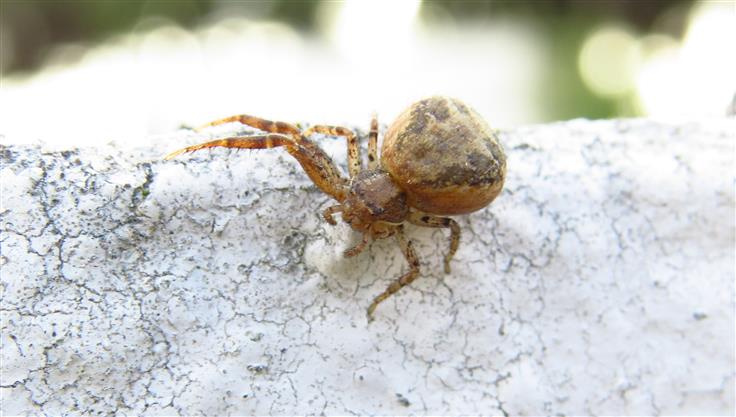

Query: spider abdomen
381 96 507 215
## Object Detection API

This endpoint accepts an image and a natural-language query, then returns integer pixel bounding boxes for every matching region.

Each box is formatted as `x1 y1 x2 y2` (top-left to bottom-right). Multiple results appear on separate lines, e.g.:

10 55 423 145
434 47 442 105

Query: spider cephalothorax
165 96 507 320
341 170 409 230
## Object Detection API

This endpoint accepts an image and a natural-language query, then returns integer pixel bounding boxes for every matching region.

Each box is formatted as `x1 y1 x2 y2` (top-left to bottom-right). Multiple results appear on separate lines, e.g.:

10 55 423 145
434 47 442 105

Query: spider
165 97 506 320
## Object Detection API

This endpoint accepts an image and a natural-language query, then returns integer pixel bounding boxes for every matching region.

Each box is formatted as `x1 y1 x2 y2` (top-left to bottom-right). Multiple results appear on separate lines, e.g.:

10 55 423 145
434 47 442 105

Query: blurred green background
1 0 733 147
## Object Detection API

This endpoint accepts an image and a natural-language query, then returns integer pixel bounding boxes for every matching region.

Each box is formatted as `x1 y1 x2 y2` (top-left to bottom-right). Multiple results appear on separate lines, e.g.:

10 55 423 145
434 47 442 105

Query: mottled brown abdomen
381 96 506 215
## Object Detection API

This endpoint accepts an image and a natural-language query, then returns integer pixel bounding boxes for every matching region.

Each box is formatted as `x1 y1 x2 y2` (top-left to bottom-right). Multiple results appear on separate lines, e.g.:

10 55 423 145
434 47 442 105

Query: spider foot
366 303 377 323
444 256 452 274
322 205 342 226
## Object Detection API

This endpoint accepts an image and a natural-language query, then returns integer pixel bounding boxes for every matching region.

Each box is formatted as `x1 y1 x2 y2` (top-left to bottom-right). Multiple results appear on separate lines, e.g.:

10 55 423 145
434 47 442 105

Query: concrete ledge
1 118 734 415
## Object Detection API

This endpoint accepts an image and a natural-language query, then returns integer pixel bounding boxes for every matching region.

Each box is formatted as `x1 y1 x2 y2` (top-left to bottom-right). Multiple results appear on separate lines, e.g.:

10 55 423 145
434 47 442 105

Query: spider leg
322 205 343 225
303 125 362 178
164 134 292 160
408 211 460 273
344 233 370 257
197 114 301 139
367 225 419 321
292 137 349 201
368 113 379 169
165 135 348 202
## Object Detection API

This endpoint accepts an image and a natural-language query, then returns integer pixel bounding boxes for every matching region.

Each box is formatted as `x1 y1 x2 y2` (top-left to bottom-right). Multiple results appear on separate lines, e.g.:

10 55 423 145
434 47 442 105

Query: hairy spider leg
302 125 362 178
366 225 420 320
408 211 460 273
368 113 379 169
164 134 348 202
196 114 302 139
199 115 364 177
164 134 291 160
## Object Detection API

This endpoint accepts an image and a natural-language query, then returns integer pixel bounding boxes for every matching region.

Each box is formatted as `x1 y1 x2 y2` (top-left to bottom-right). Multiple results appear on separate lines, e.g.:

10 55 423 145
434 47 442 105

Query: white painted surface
1 118 734 415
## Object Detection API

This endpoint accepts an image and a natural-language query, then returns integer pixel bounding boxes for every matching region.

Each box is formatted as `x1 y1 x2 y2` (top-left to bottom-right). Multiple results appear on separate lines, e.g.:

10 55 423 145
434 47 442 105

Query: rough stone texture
1 118 734 415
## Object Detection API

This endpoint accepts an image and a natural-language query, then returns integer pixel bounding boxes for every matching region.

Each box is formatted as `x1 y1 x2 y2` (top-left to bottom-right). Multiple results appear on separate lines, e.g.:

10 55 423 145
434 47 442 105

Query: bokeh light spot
578 26 640 97
635 2 735 119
